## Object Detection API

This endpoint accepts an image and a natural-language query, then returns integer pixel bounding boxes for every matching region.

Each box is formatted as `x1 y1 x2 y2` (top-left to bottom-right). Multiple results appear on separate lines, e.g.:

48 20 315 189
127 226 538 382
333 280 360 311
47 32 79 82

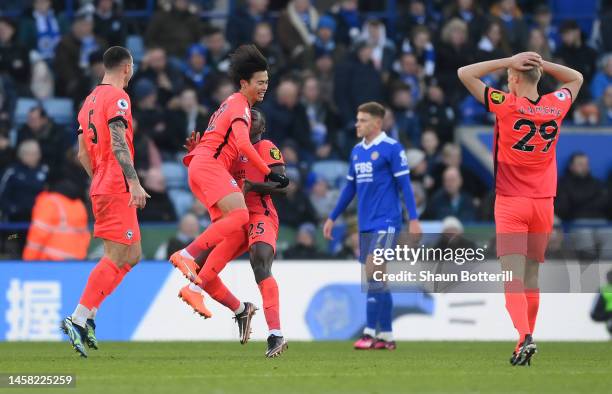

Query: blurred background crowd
1 0 612 261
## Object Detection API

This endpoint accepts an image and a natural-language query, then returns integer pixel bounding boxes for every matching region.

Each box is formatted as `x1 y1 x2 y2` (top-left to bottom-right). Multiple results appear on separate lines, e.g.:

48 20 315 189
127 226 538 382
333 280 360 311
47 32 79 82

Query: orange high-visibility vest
23 191 91 260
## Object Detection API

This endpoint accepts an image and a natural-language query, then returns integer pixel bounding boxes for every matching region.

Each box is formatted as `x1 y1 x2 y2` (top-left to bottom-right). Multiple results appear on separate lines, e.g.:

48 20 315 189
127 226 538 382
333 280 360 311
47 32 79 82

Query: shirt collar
361 131 387 149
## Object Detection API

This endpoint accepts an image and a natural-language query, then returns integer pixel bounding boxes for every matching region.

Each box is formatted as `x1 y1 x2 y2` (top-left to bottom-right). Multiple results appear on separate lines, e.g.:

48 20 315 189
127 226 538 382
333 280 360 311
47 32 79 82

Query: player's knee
250 247 273 282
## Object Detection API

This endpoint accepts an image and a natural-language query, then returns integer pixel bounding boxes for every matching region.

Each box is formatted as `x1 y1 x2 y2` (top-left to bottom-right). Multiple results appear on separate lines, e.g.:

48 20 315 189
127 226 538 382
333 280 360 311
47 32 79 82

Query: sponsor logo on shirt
490 91 505 105
126 230 133 240
117 98 129 110
270 148 282 160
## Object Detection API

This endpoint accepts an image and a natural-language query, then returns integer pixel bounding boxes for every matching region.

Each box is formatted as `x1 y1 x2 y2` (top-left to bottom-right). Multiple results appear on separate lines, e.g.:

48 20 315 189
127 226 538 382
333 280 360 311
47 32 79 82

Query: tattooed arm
109 120 150 208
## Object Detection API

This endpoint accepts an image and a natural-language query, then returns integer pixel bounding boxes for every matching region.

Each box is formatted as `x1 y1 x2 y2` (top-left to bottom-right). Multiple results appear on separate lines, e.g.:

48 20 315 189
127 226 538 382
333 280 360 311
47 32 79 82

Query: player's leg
354 233 382 350
524 258 540 335
372 230 399 350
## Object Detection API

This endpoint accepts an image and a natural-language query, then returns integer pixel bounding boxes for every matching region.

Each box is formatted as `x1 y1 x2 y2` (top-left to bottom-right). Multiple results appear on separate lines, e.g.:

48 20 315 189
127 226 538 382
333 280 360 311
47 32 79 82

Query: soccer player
61 46 150 358
323 102 422 350
168 45 288 342
181 109 289 357
458 52 583 365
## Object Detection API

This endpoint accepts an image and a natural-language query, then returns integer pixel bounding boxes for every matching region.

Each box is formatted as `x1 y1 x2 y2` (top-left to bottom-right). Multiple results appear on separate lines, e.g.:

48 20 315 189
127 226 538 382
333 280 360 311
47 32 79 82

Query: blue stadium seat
126 35 145 64
14 97 74 127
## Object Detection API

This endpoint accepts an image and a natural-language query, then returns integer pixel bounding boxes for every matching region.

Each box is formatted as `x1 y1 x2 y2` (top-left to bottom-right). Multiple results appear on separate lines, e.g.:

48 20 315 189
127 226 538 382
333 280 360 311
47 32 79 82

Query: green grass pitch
1 341 611 394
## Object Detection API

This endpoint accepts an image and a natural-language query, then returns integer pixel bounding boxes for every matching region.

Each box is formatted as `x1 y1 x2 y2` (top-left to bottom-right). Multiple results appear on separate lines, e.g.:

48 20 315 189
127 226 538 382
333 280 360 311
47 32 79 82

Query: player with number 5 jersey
458 52 583 366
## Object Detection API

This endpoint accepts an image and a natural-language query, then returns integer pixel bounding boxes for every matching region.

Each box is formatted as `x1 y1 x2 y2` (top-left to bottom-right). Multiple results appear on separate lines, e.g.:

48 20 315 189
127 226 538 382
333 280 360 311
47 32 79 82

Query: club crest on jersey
270 148 282 160
239 154 248 162
554 91 567 101
126 230 133 240
490 91 505 104
371 151 379 160
230 178 238 187
117 98 129 110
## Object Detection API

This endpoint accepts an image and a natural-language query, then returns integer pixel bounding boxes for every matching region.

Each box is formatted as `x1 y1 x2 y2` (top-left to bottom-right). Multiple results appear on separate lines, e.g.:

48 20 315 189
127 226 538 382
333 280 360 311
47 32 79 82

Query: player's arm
244 165 289 195
457 52 543 104
76 130 92 178
109 119 150 208
323 165 357 240
390 145 422 237
541 60 583 102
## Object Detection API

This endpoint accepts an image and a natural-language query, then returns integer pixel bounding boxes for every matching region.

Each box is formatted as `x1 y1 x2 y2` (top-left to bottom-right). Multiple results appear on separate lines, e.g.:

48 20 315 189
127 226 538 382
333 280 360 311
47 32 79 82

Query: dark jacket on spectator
94 8 127 47
164 109 209 156
144 8 205 58
0 35 30 92
422 189 476 222
556 173 609 220
284 243 329 259
260 98 311 150
226 8 274 49
17 122 66 169
435 42 475 105
273 189 318 229
0 162 48 221
276 2 318 68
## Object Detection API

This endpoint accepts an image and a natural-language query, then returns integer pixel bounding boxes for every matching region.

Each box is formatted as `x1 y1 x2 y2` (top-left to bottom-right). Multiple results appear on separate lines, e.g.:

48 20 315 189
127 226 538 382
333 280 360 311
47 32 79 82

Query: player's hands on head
128 182 151 209
183 131 201 152
323 218 334 240
510 52 543 71
268 172 289 188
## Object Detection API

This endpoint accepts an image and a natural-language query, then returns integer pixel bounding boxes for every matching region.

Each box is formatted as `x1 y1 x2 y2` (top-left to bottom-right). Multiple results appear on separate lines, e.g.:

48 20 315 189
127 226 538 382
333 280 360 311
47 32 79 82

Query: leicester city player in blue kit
323 102 422 350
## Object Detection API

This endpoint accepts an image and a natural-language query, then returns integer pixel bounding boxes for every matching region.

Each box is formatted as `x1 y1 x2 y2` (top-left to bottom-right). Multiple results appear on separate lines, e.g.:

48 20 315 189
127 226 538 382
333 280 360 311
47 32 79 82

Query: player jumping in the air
61 46 150 357
181 109 288 357
169 45 288 343
458 52 583 366
323 102 422 350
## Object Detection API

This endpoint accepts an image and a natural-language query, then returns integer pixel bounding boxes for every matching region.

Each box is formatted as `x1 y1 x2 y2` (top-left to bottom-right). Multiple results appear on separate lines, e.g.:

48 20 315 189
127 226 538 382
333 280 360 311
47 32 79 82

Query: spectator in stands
525 28 557 94
597 85 612 126
166 88 208 157
18 0 68 62
314 15 345 64
489 0 529 52
360 18 395 75
555 20 598 96
405 148 433 199
416 84 456 145
94 0 126 47
443 0 487 44
22 175 90 261
335 227 360 259
329 0 361 47
280 141 308 182
313 51 335 108
181 44 213 102
54 9 106 101
202 28 231 73
476 20 511 62
0 17 30 94
556 152 612 262
590 54 612 100
431 143 487 200
394 52 423 103
390 83 420 147
260 78 310 152
17 106 66 169
273 172 318 229
396 0 438 46
207 76 234 110
435 18 474 105
301 74 340 159
420 128 441 170
145 0 206 58
253 22 286 80
556 153 609 222
404 26 435 78
431 216 476 251
0 121 13 176
132 79 170 157
309 177 339 223
531 4 559 52
277 0 319 68
423 166 476 222
0 139 48 222
334 41 383 128
85 49 105 90
160 212 200 259
132 47 184 107
226 0 272 49
139 167 177 222
284 222 328 259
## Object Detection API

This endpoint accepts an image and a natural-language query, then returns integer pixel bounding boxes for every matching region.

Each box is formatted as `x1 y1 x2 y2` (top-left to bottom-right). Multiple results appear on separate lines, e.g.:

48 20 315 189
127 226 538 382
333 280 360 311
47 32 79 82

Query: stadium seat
311 160 349 189
14 97 74 126
126 35 145 64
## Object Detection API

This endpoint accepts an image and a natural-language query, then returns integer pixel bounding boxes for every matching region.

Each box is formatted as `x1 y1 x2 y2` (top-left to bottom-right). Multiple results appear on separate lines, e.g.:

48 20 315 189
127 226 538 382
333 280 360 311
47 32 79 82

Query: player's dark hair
103 46 132 70
251 108 266 132
229 44 268 86
357 102 385 119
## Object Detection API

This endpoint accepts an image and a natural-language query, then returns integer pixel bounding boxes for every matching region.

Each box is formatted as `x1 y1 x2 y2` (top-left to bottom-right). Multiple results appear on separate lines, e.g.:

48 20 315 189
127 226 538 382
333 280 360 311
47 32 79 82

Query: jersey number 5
88 109 98 144
511 119 558 153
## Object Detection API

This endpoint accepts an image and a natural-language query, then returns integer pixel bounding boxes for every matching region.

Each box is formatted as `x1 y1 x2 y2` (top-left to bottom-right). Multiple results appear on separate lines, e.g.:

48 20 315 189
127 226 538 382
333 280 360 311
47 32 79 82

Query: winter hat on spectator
318 15 337 33
187 43 208 59
298 222 316 238
559 20 580 34
133 78 157 100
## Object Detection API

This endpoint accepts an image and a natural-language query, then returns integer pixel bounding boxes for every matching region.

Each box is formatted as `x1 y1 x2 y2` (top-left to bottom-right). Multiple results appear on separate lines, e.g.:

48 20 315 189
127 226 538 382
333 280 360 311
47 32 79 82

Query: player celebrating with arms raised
323 102 422 350
458 52 583 365
61 46 149 357
169 45 288 336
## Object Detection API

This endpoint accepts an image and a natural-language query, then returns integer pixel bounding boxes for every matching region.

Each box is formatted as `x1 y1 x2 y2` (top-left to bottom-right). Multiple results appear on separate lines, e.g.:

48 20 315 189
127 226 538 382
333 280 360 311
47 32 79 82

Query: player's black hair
103 46 132 70
228 44 268 86
251 108 266 133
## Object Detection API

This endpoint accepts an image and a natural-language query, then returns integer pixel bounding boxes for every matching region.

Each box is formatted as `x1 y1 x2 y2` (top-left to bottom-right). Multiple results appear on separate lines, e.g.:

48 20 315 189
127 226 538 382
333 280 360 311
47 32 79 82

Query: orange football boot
169 251 201 285
178 285 212 319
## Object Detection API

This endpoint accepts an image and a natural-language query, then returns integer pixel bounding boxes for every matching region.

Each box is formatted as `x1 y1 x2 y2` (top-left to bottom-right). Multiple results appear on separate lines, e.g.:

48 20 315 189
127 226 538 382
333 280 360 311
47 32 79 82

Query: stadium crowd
1 0 612 260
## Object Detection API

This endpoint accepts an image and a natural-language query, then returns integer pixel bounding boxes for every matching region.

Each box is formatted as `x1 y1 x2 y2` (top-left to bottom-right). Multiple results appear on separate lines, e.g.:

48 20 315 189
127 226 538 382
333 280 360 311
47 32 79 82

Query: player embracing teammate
458 52 583 365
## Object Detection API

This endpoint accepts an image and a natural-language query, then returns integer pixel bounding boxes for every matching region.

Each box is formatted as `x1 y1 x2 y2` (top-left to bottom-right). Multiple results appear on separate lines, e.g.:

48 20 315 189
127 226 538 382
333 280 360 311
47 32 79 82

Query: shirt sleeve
329 150 356 220
551 88 574 119
105 91 130 127
261 140 285 167
232 120 271 175
389 144 418 220
484 86 516 119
